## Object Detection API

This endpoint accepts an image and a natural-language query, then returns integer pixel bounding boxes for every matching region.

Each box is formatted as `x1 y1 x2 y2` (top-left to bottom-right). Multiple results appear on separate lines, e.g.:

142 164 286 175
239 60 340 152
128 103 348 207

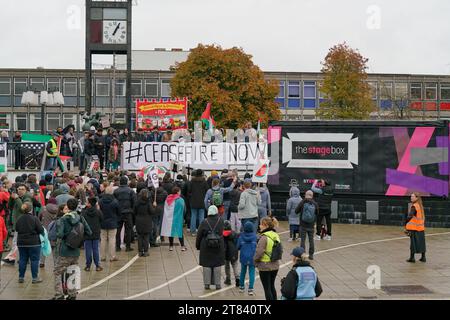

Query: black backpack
65 216 85 249
281 267 299 300
205 218 221 249
264 233 283 262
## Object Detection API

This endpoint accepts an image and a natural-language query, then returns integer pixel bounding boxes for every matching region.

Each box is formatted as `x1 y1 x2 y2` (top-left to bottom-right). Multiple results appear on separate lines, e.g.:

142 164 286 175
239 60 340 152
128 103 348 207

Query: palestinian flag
160 194 185 238
200 103 216 130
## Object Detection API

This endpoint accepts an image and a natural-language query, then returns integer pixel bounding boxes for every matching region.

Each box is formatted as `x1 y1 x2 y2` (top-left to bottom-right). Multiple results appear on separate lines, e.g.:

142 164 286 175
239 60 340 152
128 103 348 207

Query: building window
114 79 126 96
47 78 61 91
14 113 27 131
0 78 11 95
380 82 393 100
30 78 45 92
96 78 109 96
367 81 377 100
80 79 85 96
30 114 41 132
410 83 422 100
278 81 285 98
63 78 77 96
288 81 300 98
395 83 408 99
0 114 11 131
441 83 450 100
14 78 27 95
303 81 316 99
63 114 77 129
131 79 142 96
145 79 158 96
47 114 61 131
425 83 437 100
115 113 125 124
161 79 171 97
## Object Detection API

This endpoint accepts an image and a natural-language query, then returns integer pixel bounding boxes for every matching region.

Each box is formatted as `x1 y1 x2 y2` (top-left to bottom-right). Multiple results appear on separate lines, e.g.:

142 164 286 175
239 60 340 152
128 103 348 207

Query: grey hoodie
286 187 302 226
238 188 261 219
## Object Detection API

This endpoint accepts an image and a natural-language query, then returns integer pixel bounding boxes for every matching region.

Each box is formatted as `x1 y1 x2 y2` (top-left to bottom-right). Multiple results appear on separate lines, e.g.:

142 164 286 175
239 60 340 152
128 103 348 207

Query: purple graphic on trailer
380 126 449 197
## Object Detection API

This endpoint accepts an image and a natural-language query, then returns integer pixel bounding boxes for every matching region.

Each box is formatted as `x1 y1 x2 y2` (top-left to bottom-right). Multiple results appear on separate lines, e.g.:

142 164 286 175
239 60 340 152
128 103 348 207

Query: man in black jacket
83 132 96 170
94 128 105 170
187 169 209 236
311 179 334 240
149 185 167 247
114 176 136 251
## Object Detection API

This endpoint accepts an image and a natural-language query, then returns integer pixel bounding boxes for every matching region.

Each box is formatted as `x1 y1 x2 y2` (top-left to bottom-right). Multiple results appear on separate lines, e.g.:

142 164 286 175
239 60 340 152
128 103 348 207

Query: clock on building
103 20 127 44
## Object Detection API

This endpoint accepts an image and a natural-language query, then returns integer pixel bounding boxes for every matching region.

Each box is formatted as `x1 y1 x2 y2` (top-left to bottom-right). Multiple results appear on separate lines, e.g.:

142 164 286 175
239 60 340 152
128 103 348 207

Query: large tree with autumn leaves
171 44 281 129
317 43 375 119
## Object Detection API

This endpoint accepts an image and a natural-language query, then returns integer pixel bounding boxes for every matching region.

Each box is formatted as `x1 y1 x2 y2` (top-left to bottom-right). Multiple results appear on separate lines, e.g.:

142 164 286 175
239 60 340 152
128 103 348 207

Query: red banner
136 98 188 132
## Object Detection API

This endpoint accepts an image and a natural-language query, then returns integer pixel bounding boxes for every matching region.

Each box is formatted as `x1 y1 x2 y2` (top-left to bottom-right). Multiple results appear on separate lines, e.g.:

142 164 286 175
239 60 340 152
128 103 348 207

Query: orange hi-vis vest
406 203 425 232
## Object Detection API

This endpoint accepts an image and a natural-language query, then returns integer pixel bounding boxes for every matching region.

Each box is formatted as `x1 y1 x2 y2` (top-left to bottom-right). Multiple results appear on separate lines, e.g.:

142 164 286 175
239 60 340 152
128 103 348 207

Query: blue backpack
48 220 58 242
302 202 316 224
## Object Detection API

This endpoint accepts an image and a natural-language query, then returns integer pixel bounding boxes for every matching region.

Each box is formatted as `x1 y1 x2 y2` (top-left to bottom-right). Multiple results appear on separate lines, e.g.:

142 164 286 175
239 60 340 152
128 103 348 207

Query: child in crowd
223 220 240 287
237 221 257 295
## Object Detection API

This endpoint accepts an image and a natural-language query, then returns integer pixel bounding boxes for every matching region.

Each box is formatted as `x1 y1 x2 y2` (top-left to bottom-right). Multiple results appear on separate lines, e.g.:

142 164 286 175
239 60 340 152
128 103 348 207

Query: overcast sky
1 0 449 74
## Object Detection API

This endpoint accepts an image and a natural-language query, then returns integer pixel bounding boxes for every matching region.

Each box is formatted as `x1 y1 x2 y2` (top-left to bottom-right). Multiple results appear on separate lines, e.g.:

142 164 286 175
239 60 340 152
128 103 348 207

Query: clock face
103 20 127 44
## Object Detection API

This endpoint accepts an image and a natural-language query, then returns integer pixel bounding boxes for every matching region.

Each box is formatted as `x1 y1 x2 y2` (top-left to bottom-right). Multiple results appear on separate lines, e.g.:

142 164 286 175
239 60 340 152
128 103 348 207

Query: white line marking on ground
198 231 450 298
124 265 202 300
78 254 139 294
123 230 290 299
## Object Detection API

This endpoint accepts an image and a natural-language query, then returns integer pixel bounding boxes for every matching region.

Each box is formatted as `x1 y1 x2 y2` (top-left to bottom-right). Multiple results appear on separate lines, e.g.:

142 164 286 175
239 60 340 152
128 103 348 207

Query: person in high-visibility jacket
254 216 281 300
405 192 426 263
45 132 59 171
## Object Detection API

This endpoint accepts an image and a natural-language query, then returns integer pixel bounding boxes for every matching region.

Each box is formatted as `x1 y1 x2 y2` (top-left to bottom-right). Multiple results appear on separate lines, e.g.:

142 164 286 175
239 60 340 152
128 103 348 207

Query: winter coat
84 138 96 156
222 178 233 202
237 221 257 266
196 215 225 267
99 194 120 229
114 185 136 216
0 216 7 252
311 181 334 213
286 187 302 226
187 176 209 209
0 190 10 217
204 183 235 209
229 188 241 213
258 187 272 218
108 144 121 163
134 198 155 234
81 207 103 240
150 187 168 217
16 213 44 247
39 203 59 230
238 189 261 220
56 211 92 257
223 230 239 262
295 199 319 229
94 133 105 155
8 193 33 231
254 228 280 271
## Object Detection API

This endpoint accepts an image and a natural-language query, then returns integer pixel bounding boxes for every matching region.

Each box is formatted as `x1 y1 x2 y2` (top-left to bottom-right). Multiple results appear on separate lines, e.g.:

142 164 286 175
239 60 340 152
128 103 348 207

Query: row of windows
0 113 126 132
0 78 172 98
277 81 450 101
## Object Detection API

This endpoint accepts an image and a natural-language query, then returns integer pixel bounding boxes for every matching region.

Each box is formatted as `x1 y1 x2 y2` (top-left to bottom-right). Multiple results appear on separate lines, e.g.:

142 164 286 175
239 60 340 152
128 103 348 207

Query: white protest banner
0 143 7 173
121 142 267 171
252 159 270 183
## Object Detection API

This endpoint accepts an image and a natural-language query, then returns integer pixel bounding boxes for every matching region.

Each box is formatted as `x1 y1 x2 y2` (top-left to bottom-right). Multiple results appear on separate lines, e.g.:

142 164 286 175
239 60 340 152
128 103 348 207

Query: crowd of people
0 125 427 301
0 167 331 301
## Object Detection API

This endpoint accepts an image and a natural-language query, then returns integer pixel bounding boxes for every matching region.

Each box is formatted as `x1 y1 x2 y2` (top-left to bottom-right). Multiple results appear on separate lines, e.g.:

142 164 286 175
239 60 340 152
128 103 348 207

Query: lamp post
22 89 64 134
